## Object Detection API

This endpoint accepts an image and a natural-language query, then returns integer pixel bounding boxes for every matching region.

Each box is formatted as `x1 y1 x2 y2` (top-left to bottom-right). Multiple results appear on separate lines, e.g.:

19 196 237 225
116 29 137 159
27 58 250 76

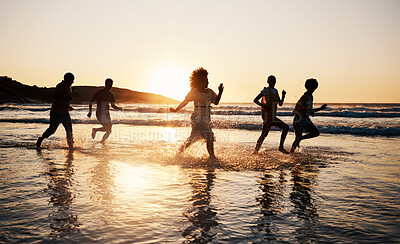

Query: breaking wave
1 118 399 137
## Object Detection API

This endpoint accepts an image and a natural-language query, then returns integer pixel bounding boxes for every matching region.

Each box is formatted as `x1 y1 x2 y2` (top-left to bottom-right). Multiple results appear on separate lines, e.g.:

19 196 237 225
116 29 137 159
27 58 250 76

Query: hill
0 76 178 104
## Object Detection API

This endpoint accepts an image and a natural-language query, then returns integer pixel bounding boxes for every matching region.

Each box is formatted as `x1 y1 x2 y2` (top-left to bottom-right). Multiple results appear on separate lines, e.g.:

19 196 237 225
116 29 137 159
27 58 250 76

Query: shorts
96 112 112 126
190 114 214 141
42 112 73 139
293 114 317 133
262 111 281 124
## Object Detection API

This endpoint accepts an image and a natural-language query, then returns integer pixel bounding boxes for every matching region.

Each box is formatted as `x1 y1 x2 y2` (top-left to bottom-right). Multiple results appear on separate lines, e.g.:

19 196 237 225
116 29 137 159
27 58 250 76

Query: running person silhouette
253 75 289 154
87 78 122 143
170 67 223 160
290 78 327 152
36 72 75 149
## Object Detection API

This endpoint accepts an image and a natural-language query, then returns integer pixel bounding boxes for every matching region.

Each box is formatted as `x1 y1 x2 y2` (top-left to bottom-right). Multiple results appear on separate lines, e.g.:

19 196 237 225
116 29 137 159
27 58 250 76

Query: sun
147 66 189 101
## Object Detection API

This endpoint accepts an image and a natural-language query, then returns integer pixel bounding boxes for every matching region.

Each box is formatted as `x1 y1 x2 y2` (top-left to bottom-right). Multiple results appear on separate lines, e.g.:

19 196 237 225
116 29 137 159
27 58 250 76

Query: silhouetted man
290 78 327 152
87 78 122 143
253 75 289 154
36 72 75 149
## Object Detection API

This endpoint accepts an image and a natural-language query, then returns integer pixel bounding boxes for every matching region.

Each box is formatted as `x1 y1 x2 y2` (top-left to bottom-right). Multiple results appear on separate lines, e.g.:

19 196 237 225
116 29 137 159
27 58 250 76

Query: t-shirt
293 92 313 116
51 81 72 114
185 88 217 121
260 87 279 102
185 88 217 106
260 87 281 119
92 89 116 116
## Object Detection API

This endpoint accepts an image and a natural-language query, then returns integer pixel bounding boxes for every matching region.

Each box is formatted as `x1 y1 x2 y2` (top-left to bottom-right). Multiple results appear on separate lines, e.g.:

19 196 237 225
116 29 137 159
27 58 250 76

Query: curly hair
305 78 318 90
189 67 208 89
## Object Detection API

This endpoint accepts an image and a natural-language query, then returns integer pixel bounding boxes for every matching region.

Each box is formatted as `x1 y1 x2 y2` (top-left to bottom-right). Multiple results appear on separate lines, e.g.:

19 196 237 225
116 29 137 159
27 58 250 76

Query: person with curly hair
170 67 224 160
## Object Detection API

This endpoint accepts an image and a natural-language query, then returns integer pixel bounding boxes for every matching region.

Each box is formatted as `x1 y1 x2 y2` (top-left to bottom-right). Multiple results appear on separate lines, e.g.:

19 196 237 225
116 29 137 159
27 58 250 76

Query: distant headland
0 76 178 104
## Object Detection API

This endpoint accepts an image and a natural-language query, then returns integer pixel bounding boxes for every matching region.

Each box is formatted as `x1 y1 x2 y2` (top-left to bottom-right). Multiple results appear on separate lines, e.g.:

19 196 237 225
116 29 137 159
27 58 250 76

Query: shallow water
1 123 399 243
1 103 400 136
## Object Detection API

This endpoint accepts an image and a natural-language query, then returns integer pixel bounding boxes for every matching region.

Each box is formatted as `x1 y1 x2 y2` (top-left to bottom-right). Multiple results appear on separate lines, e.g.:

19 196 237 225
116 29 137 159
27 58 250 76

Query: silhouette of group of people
253 75 327 154
36 73 122 148
36 70 327 159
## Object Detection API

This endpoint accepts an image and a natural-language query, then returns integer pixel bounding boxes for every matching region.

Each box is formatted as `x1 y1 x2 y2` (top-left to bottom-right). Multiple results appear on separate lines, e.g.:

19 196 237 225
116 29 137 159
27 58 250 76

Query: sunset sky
1 0 399 103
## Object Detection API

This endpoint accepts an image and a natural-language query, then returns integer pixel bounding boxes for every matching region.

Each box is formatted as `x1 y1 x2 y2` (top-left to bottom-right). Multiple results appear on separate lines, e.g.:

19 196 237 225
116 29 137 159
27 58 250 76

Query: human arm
87 94 96 118
253 93 266 107
253 92 270 108
109 93 122 111
278 90 286 106
212 83 224 105
170 99 190 113
111 102 122 111
307 104 327 116
312 104 327 113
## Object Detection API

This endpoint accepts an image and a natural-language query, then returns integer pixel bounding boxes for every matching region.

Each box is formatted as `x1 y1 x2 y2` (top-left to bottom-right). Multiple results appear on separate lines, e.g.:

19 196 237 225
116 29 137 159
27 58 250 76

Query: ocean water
0 103 399 243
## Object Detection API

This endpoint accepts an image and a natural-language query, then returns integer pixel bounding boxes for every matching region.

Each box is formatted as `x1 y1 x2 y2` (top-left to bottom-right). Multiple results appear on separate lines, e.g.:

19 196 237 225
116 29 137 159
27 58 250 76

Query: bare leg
93 120 110 141
290 138 301 153
179 136 195 153
273 119 289 154
62 115 74 149
95 114 112 141
278 129 289 154
100 130 111 143
94 126 108 132
291 124 303 153
291 123 319 153
100 125 112 143
36 137 44 149
206 137 216 159
92 127 107 139
301 124 320 140
254 122 272 153
67 137 74 149
37 115 60 148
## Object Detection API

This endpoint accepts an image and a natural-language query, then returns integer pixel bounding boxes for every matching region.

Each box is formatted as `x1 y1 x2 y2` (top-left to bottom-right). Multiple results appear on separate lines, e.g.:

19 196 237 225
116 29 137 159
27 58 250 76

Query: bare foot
278 147 289 154
36 137 43 149
252 148 259 155
290 141 300 153
207 156 221 166
208 155 218 161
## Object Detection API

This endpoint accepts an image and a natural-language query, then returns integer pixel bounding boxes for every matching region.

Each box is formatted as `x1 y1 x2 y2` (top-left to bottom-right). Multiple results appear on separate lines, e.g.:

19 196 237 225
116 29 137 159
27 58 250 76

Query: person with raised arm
290 78 327 153
170 67 223 160
253 75 289 154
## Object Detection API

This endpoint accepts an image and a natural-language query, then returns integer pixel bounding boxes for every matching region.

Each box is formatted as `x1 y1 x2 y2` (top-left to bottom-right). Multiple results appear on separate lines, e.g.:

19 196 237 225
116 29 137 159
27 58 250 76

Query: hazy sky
1 0 399 102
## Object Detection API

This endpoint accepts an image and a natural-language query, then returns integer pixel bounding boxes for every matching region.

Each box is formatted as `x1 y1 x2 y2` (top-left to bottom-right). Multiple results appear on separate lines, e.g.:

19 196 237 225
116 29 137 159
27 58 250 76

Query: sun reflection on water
114 164 157 195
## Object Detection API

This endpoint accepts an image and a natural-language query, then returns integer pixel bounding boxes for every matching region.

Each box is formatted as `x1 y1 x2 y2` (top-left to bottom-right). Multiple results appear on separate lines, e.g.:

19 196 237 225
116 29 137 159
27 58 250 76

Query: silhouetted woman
170 67 223 160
